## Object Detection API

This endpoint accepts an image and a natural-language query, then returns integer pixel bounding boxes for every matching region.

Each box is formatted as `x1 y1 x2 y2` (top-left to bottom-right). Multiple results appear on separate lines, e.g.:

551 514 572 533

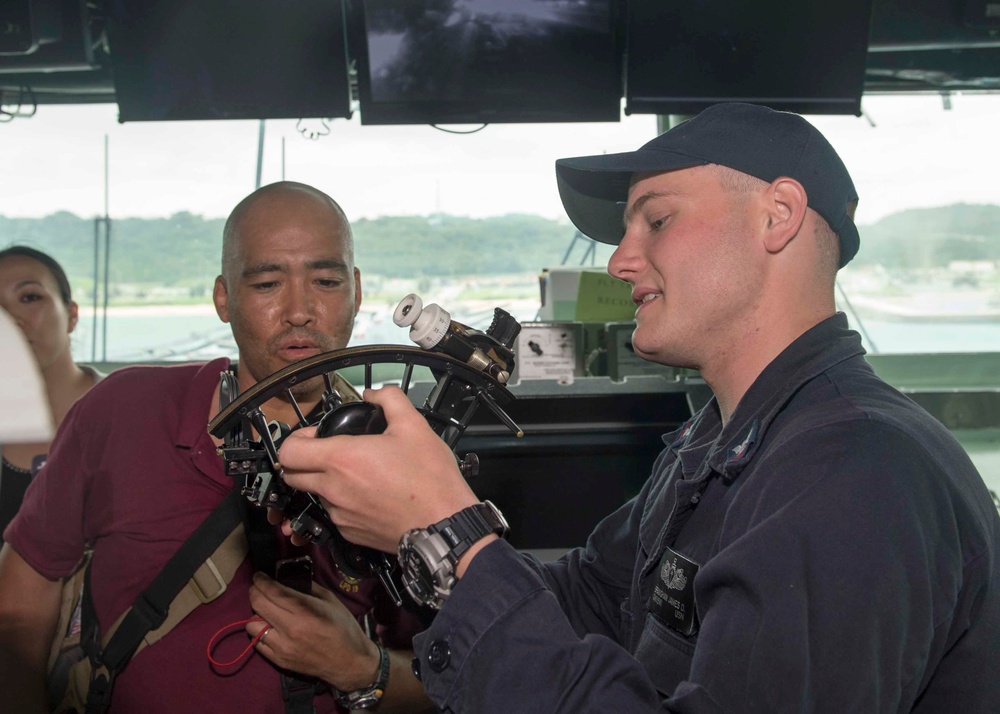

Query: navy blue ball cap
556 102 860 267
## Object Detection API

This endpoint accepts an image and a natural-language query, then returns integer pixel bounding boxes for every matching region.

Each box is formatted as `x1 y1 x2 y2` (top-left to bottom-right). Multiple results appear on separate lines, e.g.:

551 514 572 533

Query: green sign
575 271 635 322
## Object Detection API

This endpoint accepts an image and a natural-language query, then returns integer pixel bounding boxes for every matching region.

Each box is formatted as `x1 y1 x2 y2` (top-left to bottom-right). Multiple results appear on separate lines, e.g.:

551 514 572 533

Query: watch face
344 692 381 709
399 531 453 609
400 546 435 599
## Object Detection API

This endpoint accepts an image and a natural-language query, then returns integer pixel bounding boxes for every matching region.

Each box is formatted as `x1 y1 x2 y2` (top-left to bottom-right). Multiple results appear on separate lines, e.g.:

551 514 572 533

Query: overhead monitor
625 0 874 117
0 0 97 73
865 0 1000 92
348 0 622 126
869 0 1000 50
108 0 352 122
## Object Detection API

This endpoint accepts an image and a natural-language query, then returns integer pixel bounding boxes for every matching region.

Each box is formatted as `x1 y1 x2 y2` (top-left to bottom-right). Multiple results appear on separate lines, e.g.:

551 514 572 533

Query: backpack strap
81 490 245 714
240 486 326 714
241 496 278 576
242 372 363 714
281 674 322 714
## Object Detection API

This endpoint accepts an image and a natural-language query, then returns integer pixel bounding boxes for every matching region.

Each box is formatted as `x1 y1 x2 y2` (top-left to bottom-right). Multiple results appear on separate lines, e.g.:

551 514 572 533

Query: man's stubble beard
288 374 327 402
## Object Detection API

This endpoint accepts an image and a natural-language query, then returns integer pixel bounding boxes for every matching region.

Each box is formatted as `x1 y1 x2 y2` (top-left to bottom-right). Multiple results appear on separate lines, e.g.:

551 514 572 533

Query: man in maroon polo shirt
0 182 431 713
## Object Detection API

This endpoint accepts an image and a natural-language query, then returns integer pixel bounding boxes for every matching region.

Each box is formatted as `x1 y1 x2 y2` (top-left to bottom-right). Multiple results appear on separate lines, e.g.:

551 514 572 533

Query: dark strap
79 564 106 713
240 487 318 714
240 496 279 576
281 673 321 714
82 490 244 714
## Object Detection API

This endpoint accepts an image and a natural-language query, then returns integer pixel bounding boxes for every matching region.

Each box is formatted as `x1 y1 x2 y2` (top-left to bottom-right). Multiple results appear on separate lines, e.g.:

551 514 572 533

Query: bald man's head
221 181 354 283
213 180 362 401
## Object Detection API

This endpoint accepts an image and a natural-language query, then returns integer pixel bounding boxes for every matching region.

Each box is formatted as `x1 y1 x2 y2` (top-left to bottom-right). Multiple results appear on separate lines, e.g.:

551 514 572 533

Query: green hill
0 212 613 298
855 203 1000 269
1 204 996 302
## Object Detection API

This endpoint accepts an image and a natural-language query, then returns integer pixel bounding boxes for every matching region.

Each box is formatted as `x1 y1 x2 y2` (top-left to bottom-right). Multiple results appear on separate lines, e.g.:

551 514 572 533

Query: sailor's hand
279 386 477 552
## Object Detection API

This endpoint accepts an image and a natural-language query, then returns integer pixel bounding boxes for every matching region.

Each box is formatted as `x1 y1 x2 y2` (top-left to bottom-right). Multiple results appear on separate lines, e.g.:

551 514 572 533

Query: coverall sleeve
411 457 689 713
411 424 984 713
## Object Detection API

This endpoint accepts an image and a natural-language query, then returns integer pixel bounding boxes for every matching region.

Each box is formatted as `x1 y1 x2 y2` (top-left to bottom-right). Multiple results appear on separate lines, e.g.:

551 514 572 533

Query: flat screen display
350 0 622 125
626 0 873 116
109 0 352 122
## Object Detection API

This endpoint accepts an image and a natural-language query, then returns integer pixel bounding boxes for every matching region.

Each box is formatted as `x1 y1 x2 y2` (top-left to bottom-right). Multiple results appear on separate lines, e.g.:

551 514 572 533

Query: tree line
1 203 997 294
0 212 603 289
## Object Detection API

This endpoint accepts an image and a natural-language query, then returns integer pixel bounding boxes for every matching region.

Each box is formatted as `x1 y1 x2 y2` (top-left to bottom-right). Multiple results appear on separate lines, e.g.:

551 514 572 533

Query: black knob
459 453 479 478
316 401 388 438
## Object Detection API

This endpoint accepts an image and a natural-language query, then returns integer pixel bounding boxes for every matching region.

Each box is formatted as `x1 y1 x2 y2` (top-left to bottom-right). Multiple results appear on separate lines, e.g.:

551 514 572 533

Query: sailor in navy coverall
278 103 1000 712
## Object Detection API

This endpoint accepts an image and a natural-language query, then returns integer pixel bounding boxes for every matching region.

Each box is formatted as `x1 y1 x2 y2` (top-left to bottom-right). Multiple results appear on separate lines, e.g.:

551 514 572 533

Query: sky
2 93 998 227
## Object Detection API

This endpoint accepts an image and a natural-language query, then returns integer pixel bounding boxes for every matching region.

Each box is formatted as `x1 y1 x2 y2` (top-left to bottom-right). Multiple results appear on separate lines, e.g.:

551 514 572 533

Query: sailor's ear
761 177 807 255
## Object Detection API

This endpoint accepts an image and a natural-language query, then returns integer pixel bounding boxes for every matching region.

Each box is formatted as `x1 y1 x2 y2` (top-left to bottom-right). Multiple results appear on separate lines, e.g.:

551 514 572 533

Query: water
71 307 1000 363
72 307 412 363
851 318 1000 355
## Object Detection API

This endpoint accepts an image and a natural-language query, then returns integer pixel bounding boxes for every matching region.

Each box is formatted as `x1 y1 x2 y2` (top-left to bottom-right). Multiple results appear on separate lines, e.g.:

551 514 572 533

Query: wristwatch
398 501 509 610
333 643 390 710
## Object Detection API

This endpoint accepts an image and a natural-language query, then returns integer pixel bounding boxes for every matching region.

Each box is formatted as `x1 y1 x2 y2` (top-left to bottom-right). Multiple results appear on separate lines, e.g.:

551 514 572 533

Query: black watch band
428 501 509 565
333 643 390 710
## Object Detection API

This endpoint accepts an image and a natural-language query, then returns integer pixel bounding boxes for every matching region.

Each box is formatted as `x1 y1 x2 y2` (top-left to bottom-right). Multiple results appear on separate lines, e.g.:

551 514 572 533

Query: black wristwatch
333 643 390 710
398 501 509 610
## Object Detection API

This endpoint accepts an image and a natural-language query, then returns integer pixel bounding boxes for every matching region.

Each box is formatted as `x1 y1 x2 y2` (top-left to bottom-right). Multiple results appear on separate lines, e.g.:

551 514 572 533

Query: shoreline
77 303 219 317
75 299 537 320
76 303 395 318
846 295 1000 323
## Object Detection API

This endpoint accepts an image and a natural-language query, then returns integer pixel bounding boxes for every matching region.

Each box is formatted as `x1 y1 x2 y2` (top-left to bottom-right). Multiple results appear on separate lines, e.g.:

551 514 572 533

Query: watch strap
398 501 509 610
428 501 509 566
332 643 390 710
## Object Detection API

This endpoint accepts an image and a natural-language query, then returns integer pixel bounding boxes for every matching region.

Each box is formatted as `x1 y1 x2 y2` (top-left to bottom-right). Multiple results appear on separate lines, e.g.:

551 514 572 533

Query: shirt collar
177 357 232 449
661 400 722 479
704 313 866 477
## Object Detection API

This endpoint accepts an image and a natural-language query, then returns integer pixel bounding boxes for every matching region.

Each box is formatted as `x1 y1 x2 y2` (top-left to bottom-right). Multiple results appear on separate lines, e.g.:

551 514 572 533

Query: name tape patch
649 546 700 636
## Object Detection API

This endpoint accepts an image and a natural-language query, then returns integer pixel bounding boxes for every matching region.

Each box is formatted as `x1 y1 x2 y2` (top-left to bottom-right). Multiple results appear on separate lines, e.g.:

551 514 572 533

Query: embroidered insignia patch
726 418 759 465
669 420 695 448
660 558 688 591
338 574 362 594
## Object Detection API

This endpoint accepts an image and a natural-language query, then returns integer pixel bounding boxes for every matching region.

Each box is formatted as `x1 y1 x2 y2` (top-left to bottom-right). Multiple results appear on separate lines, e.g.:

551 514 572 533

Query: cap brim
556 150 708 245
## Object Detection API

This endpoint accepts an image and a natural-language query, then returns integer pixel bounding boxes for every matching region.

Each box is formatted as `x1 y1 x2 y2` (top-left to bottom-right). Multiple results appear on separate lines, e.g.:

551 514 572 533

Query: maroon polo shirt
8 358 420 713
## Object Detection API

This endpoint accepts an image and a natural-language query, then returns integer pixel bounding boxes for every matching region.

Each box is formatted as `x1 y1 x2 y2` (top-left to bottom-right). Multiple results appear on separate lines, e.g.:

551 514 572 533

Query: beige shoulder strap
49 523 248 713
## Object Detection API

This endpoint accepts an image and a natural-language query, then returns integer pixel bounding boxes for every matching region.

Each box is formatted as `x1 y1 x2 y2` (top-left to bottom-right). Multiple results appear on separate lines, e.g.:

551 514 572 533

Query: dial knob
393 293 451 350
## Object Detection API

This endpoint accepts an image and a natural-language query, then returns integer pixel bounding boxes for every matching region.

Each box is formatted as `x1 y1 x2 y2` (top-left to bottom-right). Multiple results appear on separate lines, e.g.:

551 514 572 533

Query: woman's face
0 255 78 371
